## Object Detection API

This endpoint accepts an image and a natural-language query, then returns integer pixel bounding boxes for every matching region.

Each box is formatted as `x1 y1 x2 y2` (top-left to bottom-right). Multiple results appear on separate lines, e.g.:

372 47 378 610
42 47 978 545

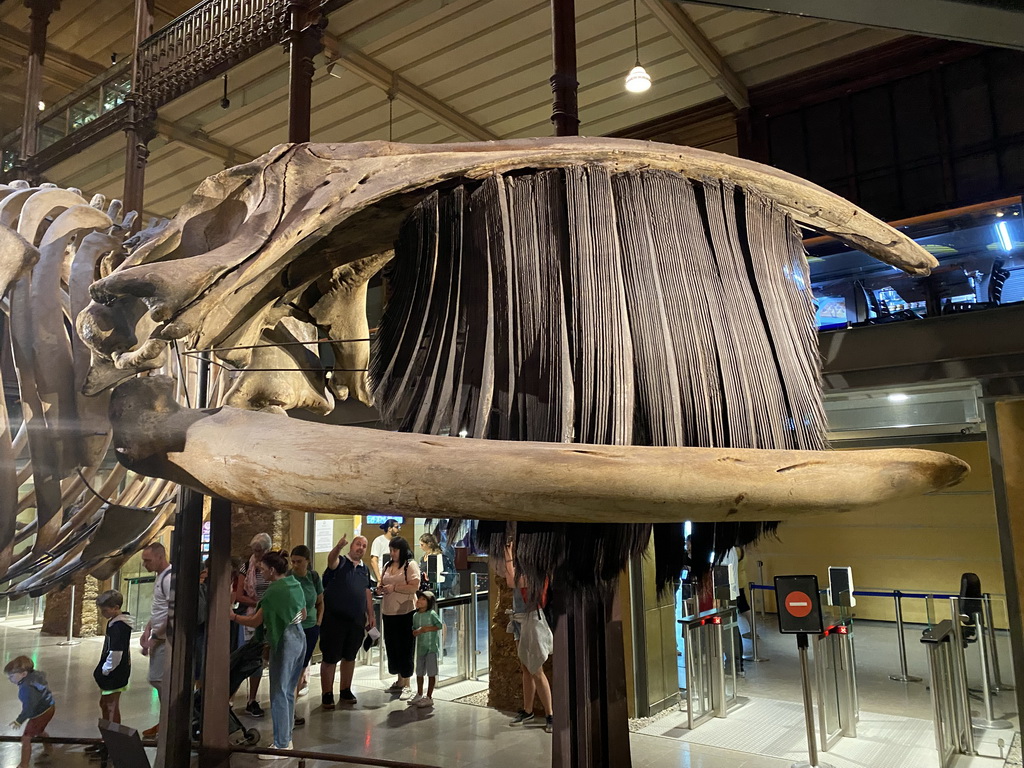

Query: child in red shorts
5 655 55 768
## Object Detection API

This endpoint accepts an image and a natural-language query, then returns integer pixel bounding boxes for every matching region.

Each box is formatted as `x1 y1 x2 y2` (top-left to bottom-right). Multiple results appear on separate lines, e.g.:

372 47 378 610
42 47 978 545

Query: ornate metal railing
136 0 291 112
5 0 298 178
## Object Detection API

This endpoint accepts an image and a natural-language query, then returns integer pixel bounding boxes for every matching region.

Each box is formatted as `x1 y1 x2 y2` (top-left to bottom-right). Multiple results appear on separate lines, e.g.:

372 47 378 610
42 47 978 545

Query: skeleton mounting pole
549 4 629 766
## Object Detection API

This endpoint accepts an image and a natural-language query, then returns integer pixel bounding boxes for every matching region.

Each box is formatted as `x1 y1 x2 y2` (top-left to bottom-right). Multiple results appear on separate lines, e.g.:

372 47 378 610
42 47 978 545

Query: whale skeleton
1 137 969 599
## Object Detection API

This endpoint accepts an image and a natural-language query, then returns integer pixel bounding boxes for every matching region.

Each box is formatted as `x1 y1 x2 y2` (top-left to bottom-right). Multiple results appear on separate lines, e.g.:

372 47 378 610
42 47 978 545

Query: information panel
775 574 824 635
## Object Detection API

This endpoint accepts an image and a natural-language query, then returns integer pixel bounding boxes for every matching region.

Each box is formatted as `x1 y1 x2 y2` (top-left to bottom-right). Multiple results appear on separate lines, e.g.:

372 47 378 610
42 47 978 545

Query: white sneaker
416 696 433 708
408 693 423 705
399 686 413 700
298 683 308 697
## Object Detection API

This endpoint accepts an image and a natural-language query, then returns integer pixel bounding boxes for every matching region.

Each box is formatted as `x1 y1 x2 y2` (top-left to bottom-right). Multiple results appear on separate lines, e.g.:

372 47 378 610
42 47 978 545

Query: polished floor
0 611 1018 767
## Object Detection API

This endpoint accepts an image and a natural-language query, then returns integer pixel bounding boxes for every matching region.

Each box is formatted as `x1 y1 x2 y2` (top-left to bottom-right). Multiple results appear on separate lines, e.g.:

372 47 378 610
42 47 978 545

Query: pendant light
625 0 651 93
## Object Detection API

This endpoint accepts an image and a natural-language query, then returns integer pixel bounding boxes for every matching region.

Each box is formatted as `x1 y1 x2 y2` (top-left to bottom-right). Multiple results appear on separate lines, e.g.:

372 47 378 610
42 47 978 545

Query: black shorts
320 614 365 664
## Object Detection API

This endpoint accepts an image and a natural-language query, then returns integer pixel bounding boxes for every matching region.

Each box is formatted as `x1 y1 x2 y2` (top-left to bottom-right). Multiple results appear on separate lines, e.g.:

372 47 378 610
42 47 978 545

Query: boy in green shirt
409 591 442 708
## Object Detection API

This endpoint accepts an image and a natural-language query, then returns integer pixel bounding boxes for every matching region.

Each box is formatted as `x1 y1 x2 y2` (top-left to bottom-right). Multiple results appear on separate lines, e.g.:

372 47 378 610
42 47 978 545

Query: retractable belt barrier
747 583 1005 686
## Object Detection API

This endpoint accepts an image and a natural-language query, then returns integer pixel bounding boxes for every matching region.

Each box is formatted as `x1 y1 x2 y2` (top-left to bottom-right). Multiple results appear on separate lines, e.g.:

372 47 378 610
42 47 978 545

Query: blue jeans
269 624 306 749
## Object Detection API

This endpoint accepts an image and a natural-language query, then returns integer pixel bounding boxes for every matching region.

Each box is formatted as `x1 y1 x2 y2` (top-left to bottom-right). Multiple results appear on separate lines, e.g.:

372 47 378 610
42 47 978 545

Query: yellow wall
748 440 1007 627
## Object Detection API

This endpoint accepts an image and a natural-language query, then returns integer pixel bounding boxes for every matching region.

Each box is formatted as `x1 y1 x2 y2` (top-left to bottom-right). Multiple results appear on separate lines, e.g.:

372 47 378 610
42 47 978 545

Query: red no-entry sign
775 575 824 634
785 591 813 618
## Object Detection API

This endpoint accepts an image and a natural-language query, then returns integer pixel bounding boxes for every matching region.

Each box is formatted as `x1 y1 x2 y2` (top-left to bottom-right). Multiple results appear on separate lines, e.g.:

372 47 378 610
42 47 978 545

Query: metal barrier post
889 590 921 683
971 610 1012 730
468 575 479 681
982 593 1014 692
747 583 768 662
56 584 80 647
713 618 727 716
757 561 765 618
795 632 833 768
3 597 9 620
31 596 40 625
947 600 977 755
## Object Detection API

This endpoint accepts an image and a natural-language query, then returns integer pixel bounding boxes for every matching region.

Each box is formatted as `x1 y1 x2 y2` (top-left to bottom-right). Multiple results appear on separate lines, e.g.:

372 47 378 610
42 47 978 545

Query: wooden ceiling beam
323 35 499 142
153 118 256 168
0 21 107 83
642 0 748 109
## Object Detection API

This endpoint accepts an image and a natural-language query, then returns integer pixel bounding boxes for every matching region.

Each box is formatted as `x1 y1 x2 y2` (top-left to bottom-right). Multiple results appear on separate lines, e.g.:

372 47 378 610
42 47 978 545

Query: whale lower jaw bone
111 377 969 523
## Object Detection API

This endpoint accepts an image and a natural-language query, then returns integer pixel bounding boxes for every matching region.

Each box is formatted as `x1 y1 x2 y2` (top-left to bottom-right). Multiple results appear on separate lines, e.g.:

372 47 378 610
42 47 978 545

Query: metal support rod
468 574 478 681
889 591 922 683
982 593 1014 691
713 619 727 716
747 582 768 662
57 584 80 647
972 611 1013 729
757 562 765 618
794 633 829 768
948 600 977 755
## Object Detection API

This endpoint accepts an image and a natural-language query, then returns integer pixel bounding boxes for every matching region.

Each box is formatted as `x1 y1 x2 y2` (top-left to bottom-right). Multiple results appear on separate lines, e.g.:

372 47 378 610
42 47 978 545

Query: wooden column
17 0 60 178
552 594 632 768
123 0 155 221
199 496 233 768
983 395 1024 723
550 8 630 765
158 486 203 768
287 0 324 144
549 0 579 137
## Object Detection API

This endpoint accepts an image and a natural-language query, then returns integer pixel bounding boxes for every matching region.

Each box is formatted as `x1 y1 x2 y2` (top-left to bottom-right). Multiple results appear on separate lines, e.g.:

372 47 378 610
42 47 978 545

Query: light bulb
625 64 651 93
37 100 45 111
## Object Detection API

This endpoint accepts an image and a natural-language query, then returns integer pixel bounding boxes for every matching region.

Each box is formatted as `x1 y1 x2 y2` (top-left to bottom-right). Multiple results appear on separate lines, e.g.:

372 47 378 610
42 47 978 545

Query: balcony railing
137 0 291 113
2 0 296 179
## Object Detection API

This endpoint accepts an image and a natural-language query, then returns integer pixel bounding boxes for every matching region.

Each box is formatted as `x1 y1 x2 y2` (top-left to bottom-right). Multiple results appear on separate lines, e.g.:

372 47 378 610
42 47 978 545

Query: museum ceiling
0 0 898 220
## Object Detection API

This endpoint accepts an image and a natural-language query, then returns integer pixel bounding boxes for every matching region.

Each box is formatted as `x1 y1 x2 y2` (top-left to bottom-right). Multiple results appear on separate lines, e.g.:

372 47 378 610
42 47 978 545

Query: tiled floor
0 613 1018 767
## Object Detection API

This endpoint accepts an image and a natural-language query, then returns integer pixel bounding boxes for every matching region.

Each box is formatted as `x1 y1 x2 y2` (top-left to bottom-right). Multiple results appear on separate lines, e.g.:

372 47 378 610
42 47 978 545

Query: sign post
775 575 833 768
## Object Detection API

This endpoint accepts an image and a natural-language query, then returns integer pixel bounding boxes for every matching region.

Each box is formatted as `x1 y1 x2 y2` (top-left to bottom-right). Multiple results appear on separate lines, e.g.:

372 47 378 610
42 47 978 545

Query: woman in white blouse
378 536 421 694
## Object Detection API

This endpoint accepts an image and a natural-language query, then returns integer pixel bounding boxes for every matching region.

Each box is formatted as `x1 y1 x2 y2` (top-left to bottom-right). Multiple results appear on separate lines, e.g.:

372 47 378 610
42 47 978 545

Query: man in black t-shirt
319 534 375 708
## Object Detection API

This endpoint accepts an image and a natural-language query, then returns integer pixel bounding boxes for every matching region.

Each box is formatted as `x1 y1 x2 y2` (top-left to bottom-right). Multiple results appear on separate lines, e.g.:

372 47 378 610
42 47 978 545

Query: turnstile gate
679 606 742 729
812 621 859 750
921 620 975 768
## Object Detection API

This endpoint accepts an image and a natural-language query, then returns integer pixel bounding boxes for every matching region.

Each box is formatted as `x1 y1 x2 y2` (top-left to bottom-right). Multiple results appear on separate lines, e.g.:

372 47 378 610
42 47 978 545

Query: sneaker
294 715 306 728
245 700 265 718
386 680 405 692
408 693 423 705
338 688 357 705
258 741 293 761
544 715 553 733
321 692 335 710
416 696 433 708
509 710 535 727
399 686 413 700
298 683 308 697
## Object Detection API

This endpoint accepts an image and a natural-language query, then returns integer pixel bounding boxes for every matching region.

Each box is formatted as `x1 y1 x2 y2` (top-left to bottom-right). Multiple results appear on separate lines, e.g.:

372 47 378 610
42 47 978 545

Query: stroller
191 636 263 746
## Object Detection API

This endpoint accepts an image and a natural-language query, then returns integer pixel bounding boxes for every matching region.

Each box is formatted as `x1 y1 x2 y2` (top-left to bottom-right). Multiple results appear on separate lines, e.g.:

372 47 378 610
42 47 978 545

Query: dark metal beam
678 0 1024 50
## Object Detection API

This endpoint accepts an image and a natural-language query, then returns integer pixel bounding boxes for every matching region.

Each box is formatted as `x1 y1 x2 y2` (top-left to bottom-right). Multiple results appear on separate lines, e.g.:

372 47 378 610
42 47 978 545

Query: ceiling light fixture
326 61 343 79
37 100 45 111
625 0 651 93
